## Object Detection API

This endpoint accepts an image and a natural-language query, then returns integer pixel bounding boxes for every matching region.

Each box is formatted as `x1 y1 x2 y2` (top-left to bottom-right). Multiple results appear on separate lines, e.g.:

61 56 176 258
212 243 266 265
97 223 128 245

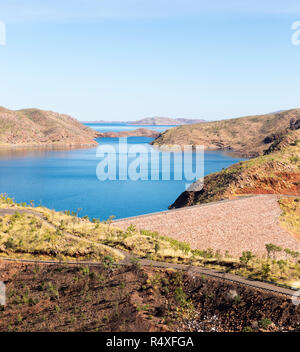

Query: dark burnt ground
0 261 299 332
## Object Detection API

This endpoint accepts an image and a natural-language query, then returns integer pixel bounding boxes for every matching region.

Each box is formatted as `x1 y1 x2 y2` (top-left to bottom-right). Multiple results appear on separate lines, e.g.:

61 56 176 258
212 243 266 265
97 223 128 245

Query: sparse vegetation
279 198 300 237
259 318 273 330
1 263 299 332
0 194 193 264
0 194 300 287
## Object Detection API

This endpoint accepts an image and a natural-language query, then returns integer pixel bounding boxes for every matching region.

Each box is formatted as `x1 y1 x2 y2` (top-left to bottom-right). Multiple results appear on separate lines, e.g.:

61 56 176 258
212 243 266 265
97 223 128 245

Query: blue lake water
0 124 246 220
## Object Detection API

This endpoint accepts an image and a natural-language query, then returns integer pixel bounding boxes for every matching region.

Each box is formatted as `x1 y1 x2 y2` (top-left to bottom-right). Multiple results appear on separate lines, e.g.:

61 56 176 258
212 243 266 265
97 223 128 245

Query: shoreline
151 143 251 158
0 141 98 151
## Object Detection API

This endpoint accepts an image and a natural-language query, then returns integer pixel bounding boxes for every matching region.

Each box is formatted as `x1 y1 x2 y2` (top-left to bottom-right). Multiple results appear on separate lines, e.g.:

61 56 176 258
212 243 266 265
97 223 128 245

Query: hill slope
1 262 300 332
0 107 98 147
152 109 300 157
170 130 300 208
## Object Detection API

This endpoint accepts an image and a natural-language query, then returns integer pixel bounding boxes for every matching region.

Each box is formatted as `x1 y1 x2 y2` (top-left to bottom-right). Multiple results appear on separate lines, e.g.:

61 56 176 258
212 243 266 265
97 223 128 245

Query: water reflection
0 144 96 159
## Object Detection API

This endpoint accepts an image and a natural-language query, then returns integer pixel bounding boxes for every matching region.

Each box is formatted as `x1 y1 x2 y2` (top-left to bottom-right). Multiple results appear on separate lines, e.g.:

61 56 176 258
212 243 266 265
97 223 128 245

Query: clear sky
0 0 299 121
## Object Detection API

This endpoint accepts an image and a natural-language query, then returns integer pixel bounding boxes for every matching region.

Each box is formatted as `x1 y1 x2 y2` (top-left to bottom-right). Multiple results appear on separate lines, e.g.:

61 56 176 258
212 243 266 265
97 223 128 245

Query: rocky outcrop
170 130 300 209
290 117 300 130
0 107 98 147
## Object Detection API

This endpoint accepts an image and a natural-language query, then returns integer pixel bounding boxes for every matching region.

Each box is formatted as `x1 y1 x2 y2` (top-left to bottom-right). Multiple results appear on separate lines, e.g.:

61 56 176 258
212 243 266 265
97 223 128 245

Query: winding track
0 203 299 299
0 255 297 298
0 208 124 259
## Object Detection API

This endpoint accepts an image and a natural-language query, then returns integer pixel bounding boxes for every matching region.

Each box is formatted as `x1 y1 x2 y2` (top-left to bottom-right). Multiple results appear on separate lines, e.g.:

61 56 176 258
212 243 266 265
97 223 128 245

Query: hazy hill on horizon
85 116 206 125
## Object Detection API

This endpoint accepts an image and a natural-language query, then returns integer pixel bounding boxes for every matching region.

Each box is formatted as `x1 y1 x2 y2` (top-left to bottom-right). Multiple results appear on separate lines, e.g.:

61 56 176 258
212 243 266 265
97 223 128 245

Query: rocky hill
170 130 300 208
152 109 300 157
0 107 98 147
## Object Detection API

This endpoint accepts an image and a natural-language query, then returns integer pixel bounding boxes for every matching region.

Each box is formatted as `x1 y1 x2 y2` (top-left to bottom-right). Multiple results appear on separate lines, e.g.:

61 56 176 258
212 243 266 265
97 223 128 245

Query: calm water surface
0 124 246 219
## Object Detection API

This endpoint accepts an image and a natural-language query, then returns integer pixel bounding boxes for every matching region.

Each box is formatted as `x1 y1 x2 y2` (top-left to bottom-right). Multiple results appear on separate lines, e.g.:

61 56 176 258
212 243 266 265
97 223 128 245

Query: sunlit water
0 124 246 220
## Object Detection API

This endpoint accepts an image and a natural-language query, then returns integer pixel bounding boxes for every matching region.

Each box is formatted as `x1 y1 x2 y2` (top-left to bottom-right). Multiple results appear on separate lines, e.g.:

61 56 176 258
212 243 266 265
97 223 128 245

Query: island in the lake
96 128 161 138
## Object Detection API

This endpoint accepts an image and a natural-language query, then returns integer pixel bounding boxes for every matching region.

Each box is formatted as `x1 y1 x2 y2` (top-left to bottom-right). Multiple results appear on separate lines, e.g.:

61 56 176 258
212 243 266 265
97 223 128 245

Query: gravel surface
115 195 300 257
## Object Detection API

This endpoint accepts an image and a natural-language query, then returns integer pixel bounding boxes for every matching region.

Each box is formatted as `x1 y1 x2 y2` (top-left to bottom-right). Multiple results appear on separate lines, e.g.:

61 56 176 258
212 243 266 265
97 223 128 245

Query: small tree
272 245 282 259
265 243 282 259
130 256 141 271
103 255 115 270
277 259 287 276
265 244 273 258
104 215 115 230
239 251 254 265
261 263 271 280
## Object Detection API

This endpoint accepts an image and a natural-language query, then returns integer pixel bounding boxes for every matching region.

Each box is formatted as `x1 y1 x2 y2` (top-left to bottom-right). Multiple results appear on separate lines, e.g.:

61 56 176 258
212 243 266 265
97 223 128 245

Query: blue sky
0 0 300 121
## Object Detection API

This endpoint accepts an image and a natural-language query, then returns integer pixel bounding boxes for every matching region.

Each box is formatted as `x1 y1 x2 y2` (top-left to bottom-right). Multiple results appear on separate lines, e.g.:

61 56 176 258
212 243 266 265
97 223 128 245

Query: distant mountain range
85 116 206 125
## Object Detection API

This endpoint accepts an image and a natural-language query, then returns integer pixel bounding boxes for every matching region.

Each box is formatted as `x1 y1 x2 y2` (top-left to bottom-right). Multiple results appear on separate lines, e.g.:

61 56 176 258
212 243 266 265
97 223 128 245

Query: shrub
154 243 160 254
261 263 271 279
242 326 253 332
130 256 141 271
259 318 272 329
174 287 188 306
103 256 115 269
239 251 254 265
4 237 16 250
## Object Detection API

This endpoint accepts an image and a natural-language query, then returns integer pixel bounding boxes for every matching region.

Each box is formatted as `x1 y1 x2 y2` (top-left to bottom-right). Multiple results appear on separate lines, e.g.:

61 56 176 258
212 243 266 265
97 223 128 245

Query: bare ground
115 195 300 258
0 262 299 332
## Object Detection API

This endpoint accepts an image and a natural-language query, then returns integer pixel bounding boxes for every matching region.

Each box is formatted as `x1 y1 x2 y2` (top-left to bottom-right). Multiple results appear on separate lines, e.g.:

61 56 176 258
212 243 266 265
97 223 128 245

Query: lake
0 124 246 220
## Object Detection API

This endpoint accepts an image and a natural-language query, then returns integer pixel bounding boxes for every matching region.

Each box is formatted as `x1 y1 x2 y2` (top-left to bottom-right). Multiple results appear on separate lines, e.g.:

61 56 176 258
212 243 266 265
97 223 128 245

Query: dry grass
0 194 193 264
279 198 300 238
0 212 123 262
